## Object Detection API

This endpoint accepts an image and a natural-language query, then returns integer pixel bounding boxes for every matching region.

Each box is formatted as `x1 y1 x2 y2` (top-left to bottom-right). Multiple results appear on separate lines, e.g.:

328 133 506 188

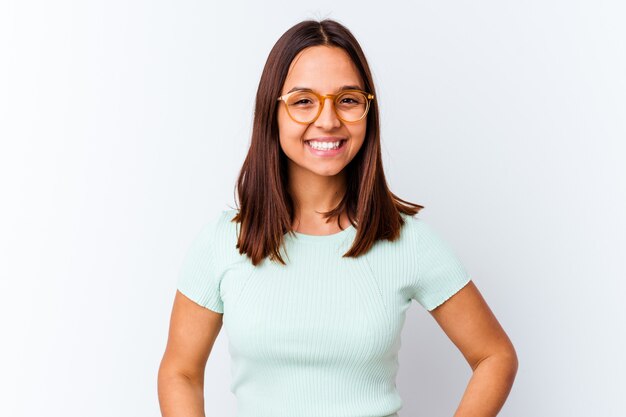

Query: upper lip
304 137 347 142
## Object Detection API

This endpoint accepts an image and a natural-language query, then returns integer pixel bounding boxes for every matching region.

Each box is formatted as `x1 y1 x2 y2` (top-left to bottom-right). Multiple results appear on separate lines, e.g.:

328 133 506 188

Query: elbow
494 344 519 385
501 345 518 379
158 355 204 387
471 344 519 383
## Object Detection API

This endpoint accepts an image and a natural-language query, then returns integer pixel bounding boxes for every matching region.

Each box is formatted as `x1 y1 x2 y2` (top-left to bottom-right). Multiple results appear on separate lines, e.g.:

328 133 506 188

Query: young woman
158 19 518 417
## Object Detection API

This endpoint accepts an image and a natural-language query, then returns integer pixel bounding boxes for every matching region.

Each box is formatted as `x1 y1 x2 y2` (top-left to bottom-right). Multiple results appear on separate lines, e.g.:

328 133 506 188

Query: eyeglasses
277 89 375 124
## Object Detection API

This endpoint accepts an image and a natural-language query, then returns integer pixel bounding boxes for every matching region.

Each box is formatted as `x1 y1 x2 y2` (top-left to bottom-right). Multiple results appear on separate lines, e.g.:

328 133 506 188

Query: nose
313 97 342 129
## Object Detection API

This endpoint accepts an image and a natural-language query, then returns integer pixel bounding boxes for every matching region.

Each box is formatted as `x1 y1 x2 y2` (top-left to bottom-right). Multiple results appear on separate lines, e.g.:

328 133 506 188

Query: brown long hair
230 18 423 266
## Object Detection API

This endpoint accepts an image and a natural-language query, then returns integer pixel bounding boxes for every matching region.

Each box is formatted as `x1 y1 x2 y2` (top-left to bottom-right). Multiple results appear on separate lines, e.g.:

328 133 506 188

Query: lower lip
305 140 347 157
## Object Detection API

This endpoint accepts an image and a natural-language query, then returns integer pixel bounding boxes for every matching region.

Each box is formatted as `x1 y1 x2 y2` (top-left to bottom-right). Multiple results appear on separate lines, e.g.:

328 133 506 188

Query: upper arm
429 280 517 370
160 212 228 380
159 290 223 382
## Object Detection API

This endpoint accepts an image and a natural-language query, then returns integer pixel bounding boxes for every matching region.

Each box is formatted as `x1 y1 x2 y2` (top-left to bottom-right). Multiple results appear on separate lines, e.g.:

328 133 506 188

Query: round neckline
287 223 356 243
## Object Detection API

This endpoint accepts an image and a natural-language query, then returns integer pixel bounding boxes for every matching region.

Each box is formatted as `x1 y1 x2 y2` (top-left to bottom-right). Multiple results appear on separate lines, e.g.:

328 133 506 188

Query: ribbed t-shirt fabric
176 208 472 417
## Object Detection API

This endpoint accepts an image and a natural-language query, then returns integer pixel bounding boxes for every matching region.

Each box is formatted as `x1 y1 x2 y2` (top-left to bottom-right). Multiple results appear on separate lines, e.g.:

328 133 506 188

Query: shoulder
213 207 239 234
184 208 241 260
395 213 462 262
363 212 426 259
396 212 432 244
196 208 238 237
398 212 446 242
209 207 244 262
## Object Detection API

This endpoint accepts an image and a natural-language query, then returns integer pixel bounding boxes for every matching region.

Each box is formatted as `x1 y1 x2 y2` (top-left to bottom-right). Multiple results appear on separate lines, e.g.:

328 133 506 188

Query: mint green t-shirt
177 208 471 417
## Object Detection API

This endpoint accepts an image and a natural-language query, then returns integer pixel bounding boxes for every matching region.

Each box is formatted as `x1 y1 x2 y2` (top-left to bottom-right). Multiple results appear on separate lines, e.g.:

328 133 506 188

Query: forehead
282 45 363 93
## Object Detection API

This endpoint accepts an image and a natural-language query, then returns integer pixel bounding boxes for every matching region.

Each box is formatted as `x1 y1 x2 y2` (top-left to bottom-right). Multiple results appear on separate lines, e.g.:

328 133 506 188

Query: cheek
278 112 307 150
349 123 367 146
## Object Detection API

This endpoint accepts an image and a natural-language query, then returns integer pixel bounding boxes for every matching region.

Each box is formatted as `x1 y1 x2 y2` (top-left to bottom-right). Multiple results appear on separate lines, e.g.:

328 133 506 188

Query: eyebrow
286 85 363 94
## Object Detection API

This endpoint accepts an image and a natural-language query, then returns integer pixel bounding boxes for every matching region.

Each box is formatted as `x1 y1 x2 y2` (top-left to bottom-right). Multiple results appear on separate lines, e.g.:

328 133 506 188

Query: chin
309 166 346 177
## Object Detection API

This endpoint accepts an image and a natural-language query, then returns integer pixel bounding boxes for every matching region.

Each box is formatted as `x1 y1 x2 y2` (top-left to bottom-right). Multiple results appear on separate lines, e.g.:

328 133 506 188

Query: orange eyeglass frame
277 89 375 124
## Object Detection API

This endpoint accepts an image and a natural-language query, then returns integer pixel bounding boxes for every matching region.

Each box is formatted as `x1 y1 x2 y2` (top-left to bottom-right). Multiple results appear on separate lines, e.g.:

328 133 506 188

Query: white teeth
307 140 343 150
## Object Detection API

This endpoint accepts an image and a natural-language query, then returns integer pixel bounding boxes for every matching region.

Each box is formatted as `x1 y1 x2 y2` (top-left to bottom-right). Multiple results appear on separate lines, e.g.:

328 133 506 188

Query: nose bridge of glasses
317 94 341 120
322 93 343 110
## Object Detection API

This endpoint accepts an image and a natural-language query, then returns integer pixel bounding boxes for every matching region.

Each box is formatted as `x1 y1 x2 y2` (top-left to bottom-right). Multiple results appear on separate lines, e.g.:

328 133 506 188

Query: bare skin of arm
429 281 519 417
158 290 223 417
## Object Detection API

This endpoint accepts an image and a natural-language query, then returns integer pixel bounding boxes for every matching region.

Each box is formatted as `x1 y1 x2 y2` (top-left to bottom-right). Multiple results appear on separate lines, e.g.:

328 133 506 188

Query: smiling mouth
304 139 347 151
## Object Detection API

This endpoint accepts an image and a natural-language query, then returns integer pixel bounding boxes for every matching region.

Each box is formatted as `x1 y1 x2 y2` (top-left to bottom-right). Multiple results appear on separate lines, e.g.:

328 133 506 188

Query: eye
337 93 365 106
286 92 317 107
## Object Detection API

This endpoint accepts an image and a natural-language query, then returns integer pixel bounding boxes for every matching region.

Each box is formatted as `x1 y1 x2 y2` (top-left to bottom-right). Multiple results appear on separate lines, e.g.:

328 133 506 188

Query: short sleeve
411 219 472 311
176 212 224 313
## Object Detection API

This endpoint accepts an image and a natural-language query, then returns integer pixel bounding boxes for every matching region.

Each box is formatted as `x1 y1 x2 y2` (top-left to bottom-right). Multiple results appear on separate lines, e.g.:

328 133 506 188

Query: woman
158 19 518 417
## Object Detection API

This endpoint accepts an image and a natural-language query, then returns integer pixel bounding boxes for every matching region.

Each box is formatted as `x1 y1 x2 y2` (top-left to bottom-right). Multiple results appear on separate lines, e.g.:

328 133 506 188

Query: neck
288 165 347 229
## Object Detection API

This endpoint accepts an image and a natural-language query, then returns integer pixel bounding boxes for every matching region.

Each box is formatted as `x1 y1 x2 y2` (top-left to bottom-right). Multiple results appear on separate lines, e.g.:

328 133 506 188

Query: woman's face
277 45 367 178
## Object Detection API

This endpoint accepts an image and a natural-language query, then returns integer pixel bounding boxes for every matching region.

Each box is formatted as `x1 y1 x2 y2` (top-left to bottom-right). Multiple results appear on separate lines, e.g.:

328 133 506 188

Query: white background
1 1 625 416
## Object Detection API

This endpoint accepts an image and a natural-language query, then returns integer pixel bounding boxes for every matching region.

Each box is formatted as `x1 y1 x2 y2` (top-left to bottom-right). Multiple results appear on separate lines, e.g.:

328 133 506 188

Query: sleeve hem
177 285 225 314
424 276 472 311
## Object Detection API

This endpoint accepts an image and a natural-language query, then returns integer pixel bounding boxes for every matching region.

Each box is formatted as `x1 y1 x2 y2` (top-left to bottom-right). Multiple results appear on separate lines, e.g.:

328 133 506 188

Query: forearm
452 352 518 417
158 370 206 417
